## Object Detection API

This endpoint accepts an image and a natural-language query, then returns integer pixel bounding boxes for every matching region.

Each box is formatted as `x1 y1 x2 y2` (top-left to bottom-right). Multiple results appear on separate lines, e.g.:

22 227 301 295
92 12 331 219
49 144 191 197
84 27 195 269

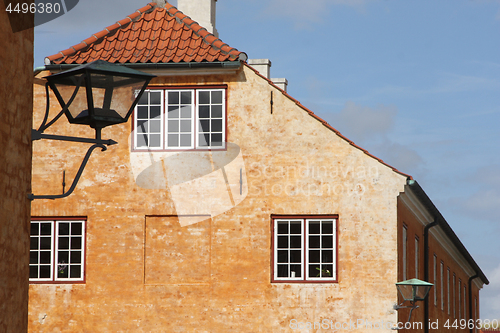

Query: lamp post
394 278 433 324
30 60 155 200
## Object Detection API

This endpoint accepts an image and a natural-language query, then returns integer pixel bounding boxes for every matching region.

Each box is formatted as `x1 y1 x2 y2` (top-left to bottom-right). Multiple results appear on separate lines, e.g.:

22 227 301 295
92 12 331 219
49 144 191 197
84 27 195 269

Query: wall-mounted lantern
30 60 155 200
394 278 433 324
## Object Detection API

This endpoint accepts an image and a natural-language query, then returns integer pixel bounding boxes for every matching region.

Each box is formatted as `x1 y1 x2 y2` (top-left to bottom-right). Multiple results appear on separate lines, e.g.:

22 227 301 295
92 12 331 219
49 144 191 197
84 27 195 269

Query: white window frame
133 88 226 151
441 261 444 310
447 268 450 315
30 219 86 283
433 254 437 306
273 217 337 282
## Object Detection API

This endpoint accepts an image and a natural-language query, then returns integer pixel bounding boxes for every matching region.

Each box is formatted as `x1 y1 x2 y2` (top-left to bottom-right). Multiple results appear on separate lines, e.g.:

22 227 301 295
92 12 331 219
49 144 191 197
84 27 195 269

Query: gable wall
29 65 408 332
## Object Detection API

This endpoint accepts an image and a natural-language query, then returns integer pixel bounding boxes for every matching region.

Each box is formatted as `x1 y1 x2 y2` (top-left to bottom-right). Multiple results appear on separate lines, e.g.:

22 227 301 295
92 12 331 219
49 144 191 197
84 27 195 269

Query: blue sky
34 0 500 320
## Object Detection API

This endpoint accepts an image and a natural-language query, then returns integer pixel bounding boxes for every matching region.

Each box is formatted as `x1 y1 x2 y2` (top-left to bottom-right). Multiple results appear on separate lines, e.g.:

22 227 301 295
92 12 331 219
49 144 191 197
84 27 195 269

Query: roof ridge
243 62 412 180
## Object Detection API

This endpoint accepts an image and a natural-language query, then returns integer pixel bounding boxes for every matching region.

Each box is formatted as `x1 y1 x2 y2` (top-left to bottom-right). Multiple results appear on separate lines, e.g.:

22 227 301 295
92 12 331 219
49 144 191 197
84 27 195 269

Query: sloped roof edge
243 62 412 180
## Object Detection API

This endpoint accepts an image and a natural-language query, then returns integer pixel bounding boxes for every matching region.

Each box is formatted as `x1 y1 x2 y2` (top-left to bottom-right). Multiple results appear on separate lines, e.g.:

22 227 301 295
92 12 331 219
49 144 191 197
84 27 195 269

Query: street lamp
394 278 433 324
30 60 155 200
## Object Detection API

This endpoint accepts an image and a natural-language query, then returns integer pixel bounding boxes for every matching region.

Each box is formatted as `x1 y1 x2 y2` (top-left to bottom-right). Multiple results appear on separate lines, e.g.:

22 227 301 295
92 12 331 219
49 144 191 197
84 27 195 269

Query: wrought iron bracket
392 302 419 329
29 143 108 200
31 129 117 146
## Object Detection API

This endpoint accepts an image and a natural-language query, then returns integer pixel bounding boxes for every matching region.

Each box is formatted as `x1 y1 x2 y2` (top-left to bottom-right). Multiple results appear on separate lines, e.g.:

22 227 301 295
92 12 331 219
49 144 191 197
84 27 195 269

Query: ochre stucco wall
0 3 33 332
29 65 407 332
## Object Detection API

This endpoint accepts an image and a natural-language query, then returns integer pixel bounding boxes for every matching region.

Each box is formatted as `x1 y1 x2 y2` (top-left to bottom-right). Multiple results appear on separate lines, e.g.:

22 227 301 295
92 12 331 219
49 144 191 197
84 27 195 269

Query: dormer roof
45 1 247 65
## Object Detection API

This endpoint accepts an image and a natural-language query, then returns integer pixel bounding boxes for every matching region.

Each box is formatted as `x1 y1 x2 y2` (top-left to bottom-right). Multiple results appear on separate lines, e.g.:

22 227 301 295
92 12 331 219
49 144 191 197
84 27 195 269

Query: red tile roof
45 2 246 65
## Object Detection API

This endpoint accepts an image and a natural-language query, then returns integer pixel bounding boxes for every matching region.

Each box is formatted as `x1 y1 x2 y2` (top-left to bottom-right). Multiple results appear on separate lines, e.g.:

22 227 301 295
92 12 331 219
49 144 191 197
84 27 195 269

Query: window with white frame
134 88 226 150
30 219 85 282
272 217 337 282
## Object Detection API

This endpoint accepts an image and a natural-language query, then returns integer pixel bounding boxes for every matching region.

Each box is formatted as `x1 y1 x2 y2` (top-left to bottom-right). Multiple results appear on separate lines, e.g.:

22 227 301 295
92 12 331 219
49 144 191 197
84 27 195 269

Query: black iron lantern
45 60 155 137
30 60 156 200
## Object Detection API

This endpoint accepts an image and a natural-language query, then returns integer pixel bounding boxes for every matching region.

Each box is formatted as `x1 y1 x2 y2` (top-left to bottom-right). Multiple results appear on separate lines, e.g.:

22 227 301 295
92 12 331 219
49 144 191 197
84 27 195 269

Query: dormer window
133 87 226 151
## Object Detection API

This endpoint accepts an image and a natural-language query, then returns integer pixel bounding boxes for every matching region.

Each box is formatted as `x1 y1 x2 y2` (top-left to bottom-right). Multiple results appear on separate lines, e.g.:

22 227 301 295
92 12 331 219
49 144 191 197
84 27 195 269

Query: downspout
468 274 479 333
424 220 438 333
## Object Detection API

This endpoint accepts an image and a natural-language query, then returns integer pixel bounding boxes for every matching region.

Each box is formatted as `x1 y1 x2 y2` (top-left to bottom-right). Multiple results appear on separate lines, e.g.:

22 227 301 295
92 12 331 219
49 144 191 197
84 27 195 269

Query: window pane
180 106 191 118
290 265 302 278
309 264 321 278
41 223 51 235
309 222 320 234
30 237 38 250
168 107 179 118
179 134 191 147
136 120 147 133
40 251 51 264
309 236 320 248
40 237 51 250
57 264 68 278
58 223 69 235
211 90 223 104
199 133 209 146
322 235 333 248
289 222 301 234
58 251 69 263
168 91 179 104
290 250 301 263
70 265 81 278
199 105 210 118
322 222 333 234
71 237 82 250
277 265 288 278
139 92 148 104
136 135 147 147
30 251 38 264
168 120 179 132
211 134 223 146
180 120 191 132
199 91 210 104
168 134 179 147
322 264 334 277
277 222 288 234
211 119 223 132
40 265 51 278
150 91 161 104
150 134 161 147
180 91 191 104
211 105 223 118
309 250 320 263
29 266 38 278
277 250 288 263
31 223 39 236
150 106 161 119
71 251 82 264
322 250 334 263
290 236 301 248
199 120 209 132
137 106 148 119
150 120 161 133
59 237 69 250
277 236 288 249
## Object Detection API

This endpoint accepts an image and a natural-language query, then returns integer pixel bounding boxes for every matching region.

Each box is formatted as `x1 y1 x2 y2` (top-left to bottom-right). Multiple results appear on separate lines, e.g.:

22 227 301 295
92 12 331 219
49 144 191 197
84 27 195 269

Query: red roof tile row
46 2 246 65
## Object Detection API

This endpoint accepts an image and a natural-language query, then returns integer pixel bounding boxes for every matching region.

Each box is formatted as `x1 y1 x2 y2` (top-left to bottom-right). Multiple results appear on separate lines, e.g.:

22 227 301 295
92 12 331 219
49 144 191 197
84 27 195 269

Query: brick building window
272 216 337 282
134 88 226 150
30 219 85 282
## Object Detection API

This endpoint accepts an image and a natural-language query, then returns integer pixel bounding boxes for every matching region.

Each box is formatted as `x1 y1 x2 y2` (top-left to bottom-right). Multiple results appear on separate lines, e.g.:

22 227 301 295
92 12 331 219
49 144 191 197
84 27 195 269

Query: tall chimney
177 0 218 37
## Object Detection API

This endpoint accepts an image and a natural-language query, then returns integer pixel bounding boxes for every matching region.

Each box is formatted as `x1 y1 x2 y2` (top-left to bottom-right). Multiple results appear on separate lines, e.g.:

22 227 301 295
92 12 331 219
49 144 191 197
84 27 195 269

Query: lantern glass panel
88 73 145 126
397 284 414 301
51 74 89 121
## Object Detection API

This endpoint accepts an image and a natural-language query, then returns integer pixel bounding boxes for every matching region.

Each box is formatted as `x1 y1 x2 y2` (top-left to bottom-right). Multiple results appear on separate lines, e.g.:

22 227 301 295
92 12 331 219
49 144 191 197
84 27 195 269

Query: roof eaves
406 179 489 286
